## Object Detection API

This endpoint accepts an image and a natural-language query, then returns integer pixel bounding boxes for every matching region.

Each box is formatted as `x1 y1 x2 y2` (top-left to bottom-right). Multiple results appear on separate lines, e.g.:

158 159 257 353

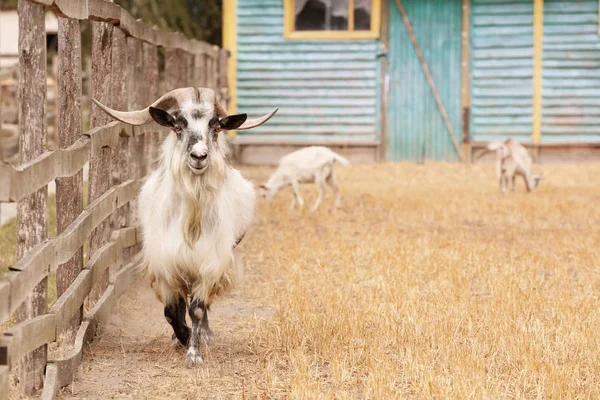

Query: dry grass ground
11 162 600 399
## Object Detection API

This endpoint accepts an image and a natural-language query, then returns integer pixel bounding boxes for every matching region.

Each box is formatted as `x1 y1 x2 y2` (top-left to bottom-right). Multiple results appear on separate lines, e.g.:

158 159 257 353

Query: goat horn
214 96 278 130
91 87 199 126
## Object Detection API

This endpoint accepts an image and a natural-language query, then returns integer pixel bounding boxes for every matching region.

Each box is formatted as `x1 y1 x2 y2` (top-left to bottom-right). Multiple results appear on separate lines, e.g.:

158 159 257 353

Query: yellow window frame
284 0 381 40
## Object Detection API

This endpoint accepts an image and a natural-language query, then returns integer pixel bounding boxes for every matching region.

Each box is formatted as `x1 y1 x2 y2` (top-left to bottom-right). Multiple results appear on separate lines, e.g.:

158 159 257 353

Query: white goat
93 88 277 367
259 146 350 211
480 138 542 193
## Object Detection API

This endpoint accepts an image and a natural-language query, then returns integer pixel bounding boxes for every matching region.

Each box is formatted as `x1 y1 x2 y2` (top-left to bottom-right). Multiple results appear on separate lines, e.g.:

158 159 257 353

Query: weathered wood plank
89 20 113 301
50 270 92 335
51 320 93 389
56 16 84 340
52 0 88 19
4 314 56 368
143 42 159 172
86 227 137 286
111 254 142 298
164 48 179 92
0 280 9 322
88 284 116 330
87 0 120 23
127 36 145 180
25 0 215 56
54 180 141 265
0 120 141 203
87 121 132 156
40 363 58 400
0 366 8 400
16 0 48 393
0 180 141 322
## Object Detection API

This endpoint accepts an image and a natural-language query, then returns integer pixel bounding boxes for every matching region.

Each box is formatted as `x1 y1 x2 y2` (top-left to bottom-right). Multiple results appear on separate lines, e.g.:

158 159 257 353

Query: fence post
110 27 129 237
142 42 158 171
16 0 47 394
89 21 113 298
127 36 145 181
56 17 84 342
164 48 179 92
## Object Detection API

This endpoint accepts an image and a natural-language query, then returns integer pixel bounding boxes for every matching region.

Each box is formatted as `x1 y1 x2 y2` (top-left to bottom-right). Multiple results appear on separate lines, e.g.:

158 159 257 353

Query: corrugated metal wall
470 0 534 143
387 0 463 161
236 0 378 141
542 0 600 143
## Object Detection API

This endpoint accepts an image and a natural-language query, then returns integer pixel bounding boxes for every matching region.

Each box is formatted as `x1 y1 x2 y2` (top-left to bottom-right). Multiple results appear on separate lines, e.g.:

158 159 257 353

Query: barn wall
235 0 379 141
542 0 600 143
470 0 534 144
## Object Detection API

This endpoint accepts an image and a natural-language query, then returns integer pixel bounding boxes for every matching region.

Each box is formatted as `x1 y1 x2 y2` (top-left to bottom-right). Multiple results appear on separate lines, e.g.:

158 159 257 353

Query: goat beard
173 155 227 249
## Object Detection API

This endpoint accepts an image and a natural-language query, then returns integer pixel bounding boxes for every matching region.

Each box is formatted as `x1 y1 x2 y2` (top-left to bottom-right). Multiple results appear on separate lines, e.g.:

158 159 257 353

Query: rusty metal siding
470 0 534 144
542 0 600 143
387 0 463 161
236 0 378 140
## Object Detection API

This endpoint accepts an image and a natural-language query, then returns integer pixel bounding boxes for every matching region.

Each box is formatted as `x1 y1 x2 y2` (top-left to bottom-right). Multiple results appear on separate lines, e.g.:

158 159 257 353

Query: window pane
354 0 371 31
295 0 349 31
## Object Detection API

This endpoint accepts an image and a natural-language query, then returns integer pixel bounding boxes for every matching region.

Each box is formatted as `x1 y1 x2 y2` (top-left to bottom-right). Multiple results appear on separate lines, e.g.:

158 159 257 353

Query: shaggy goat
93 87 277 367
259 146 350 211
479 138 542 193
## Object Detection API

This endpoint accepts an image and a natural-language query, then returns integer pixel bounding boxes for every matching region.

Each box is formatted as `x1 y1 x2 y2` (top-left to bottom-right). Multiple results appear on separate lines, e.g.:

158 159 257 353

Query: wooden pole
89 21 113 299
56 17 84 342
164 48 179 92
532 0 543 145
127 36 144 181
109 27 130 265
394 0 466 163
142 42 158 171
16 0 48 394
461 0 471 163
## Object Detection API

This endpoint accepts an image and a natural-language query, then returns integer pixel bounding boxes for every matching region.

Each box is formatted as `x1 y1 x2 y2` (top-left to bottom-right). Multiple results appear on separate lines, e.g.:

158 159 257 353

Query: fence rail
0 0 228 397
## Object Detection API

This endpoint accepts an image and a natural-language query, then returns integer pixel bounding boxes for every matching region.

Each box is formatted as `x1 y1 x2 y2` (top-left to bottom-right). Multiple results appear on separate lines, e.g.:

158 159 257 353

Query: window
284 0 380 40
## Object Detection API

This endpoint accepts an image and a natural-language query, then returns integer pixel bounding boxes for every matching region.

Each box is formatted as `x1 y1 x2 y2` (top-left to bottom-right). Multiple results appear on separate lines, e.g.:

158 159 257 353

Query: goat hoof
185 348 203 368
171 334 186 348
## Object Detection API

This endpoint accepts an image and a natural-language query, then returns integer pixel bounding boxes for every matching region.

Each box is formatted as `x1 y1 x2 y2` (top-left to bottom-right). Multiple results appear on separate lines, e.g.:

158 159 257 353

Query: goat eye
174 126 182 134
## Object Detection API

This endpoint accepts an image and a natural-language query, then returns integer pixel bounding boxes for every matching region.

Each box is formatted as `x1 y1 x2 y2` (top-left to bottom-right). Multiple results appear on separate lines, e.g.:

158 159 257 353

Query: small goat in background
479 138 543 193
259 146 350 212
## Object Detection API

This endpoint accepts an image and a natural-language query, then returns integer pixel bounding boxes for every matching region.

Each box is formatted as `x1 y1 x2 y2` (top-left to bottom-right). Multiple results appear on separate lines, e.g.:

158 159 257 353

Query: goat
478 138 542 193
258 146 350 211
93 87 277 367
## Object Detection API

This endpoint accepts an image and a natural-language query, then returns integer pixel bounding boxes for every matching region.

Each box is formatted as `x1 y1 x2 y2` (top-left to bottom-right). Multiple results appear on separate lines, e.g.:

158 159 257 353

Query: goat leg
200 307 214 344
185 298 205 367
164 296 190 347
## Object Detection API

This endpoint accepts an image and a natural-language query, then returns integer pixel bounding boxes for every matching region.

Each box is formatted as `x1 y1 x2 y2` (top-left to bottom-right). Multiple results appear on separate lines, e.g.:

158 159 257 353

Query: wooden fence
0 1 228 398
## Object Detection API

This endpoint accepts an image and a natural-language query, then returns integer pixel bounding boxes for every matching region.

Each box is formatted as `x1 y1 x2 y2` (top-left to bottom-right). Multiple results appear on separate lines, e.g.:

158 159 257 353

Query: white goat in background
93 87 277 367
259 146 350 211
480 138 543 193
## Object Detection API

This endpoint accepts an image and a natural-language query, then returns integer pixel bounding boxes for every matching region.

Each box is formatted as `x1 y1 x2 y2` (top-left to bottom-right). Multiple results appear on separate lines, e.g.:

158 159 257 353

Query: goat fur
139 102 254 307
484 138 542 193
259 146 350 211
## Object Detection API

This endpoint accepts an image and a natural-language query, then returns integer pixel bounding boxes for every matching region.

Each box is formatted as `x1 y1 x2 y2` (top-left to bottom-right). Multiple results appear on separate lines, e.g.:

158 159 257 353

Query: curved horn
214 96 278 130
91 87 199 126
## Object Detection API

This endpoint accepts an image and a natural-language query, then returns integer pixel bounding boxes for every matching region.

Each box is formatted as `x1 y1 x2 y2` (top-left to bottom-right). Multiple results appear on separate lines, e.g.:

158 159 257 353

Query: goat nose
190 151 207 162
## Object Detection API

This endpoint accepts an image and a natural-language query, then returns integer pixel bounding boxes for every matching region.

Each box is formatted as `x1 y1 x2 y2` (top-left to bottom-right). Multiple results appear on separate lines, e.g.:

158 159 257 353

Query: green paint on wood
387 0 463 161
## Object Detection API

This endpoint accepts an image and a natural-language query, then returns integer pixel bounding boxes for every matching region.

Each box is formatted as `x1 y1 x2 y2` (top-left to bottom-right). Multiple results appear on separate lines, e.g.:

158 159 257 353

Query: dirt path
61 252 275 400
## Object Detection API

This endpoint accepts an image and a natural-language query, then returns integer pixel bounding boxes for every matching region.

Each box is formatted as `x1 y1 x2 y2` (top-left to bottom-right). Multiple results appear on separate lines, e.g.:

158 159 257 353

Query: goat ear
220 113 247 130
149 107 175 128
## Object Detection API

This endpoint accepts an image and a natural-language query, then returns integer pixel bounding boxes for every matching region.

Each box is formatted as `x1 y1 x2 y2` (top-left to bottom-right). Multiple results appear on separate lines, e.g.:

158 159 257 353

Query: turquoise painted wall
236 0 379 141
470 0 534 144
542 0 600 143
387 0 463 161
